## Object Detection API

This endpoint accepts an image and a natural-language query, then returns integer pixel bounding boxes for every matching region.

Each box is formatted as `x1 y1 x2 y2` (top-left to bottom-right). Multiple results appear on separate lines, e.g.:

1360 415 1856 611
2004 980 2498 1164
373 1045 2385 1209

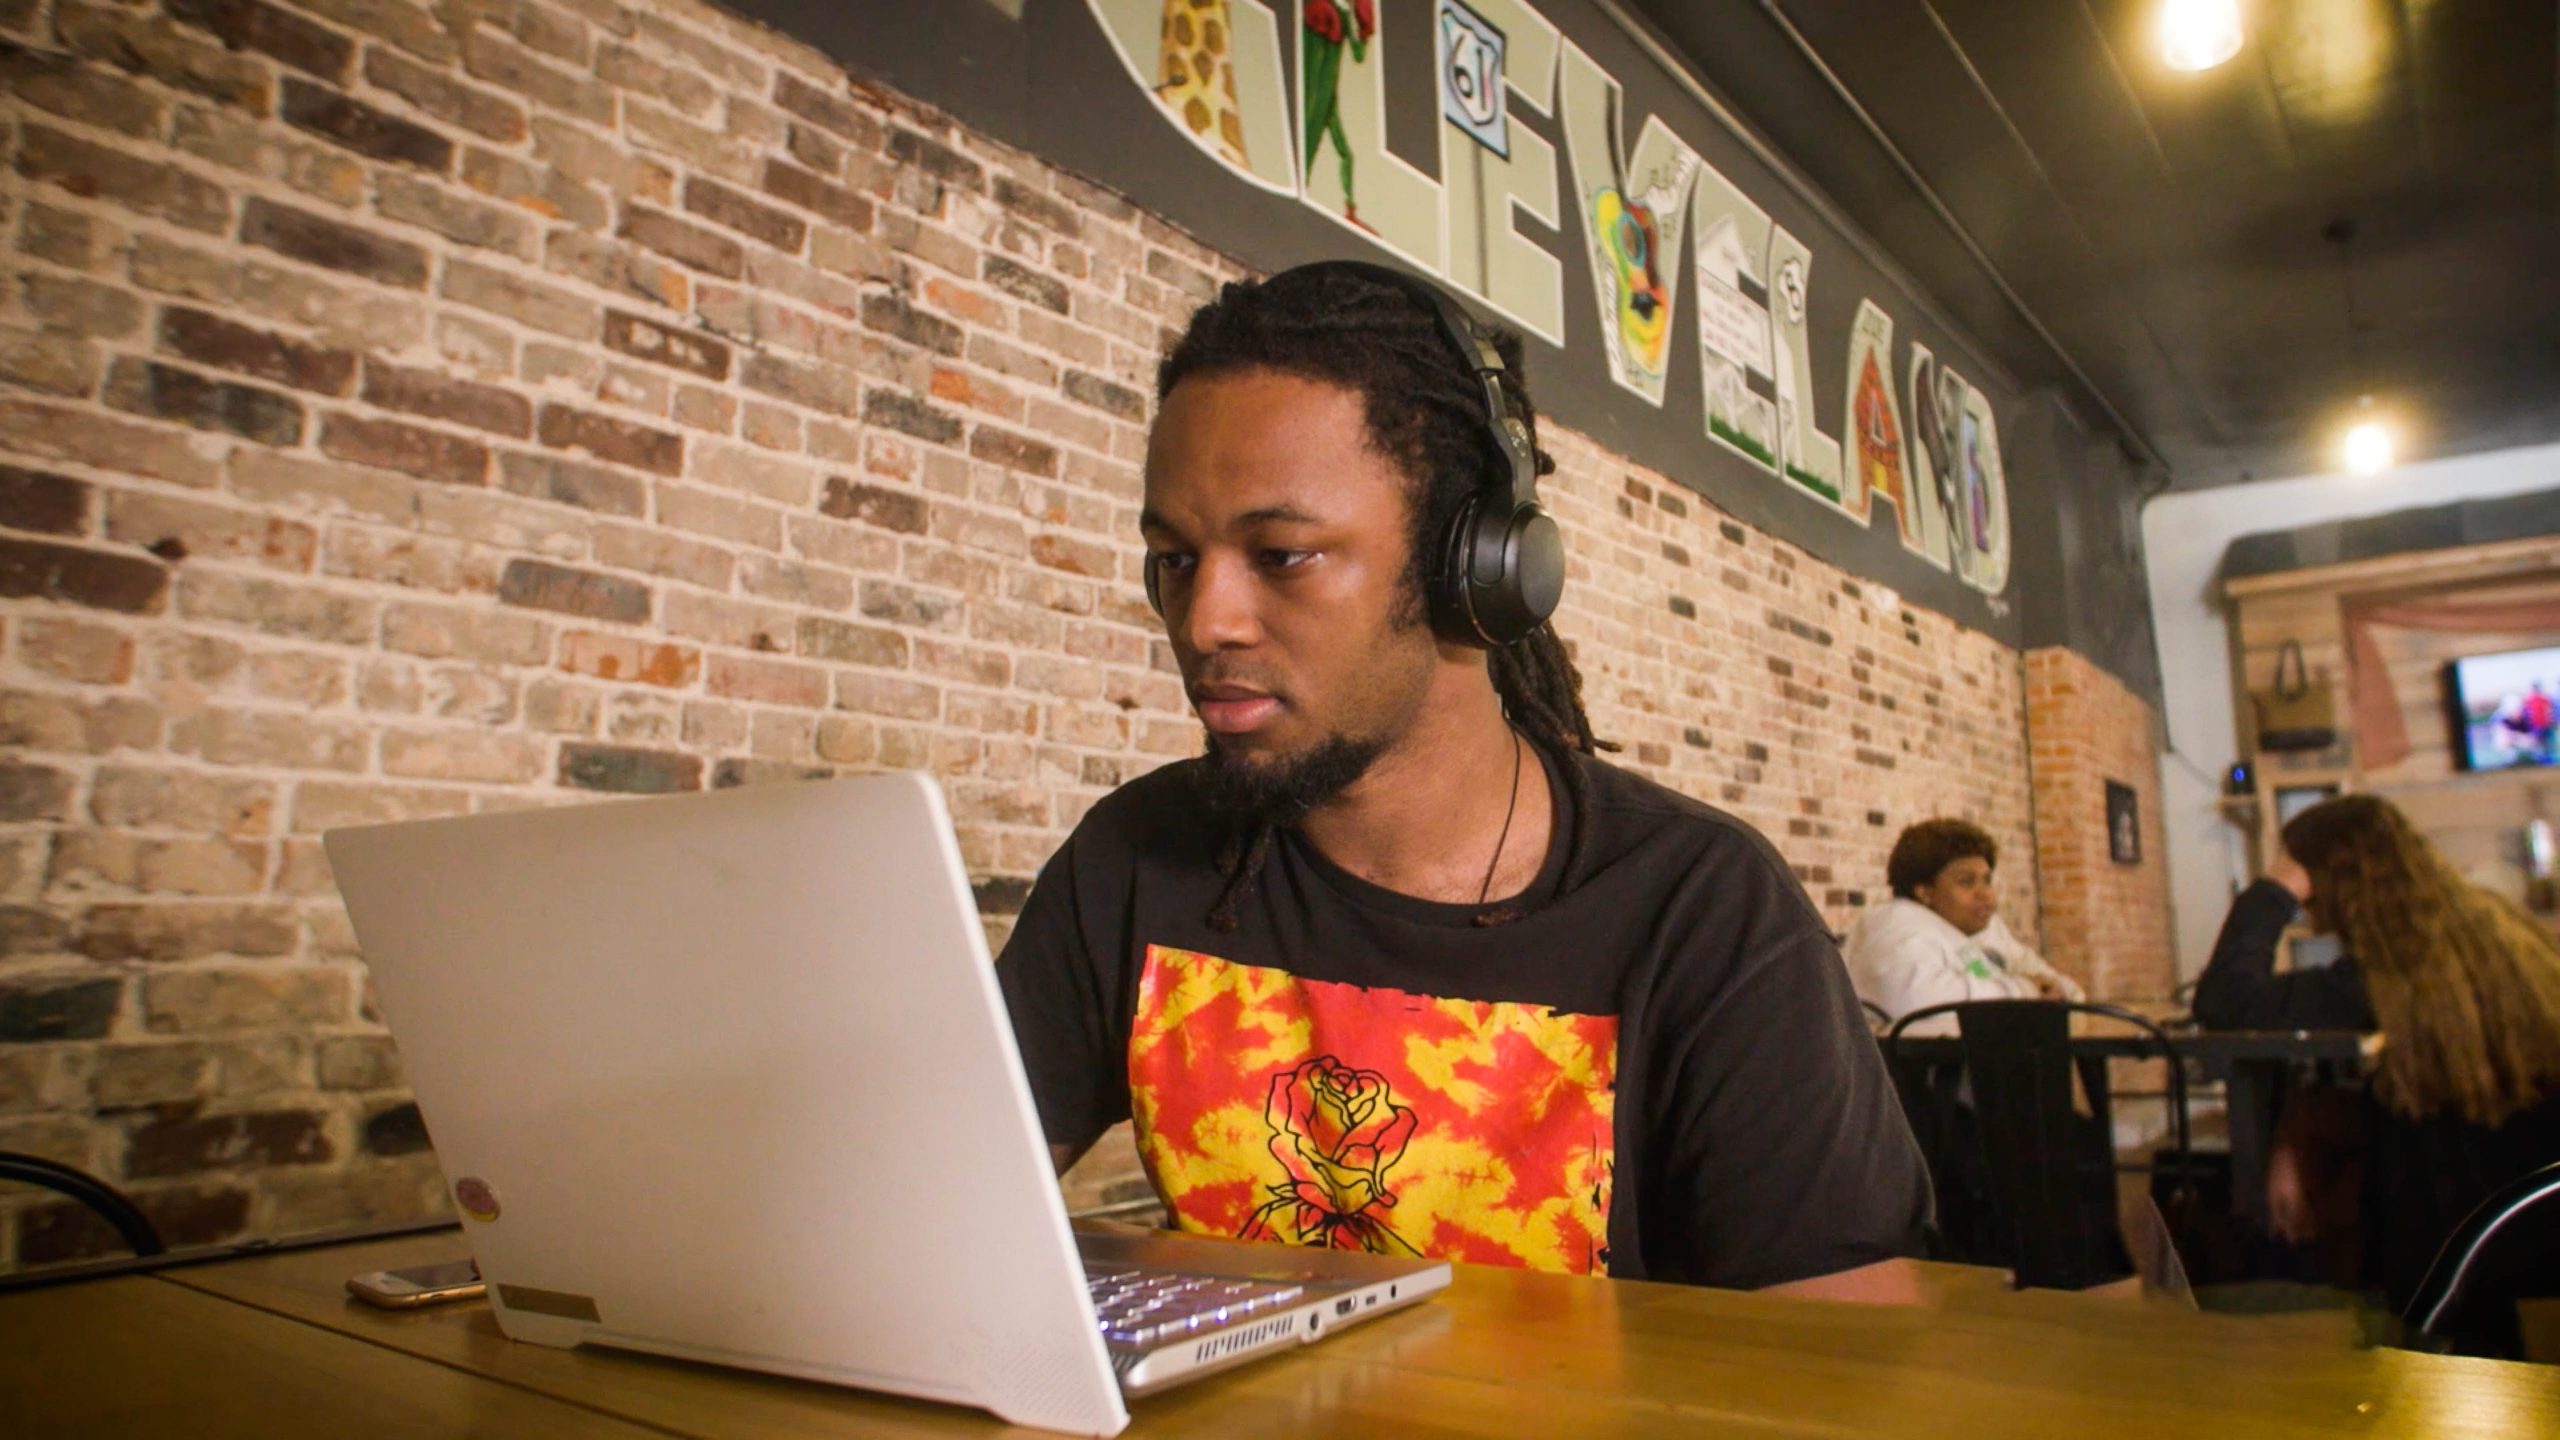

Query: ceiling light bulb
2159 0 2244 72
2343 419 2394 476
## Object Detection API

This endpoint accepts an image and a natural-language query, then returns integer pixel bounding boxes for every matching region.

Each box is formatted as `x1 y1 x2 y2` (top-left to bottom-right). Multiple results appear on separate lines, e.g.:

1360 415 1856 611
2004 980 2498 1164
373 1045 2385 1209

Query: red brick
281 77 453 170
761 157 874 231
158 306 356 395
377 171 537 259
684 175 807 253
77 901 300 962
618 203 744 279
817 476 926 533
321 413 490 486
106 492 316 572
17 1185 251 1265
17 122 232 233
0 38 168 137
991 174 1082 237
887 126 982 190
496 451 649 518
240 197 430 289
739 353 857 417
126 1108 331 1178
443 257 600 339
772 71 882 150
559 742 701 794
797 616 908 667
706 652 827 707
602 309 730 380
461 28 613 126
1061 368 1145 422
983 254 1068 315
969 423 1059 476
0 536 169 614
165 0 353 82
55 2 271 112
537 403 684 476
560 631 701 687
361 358 532 438
860 388 961 445
365 46 525 143
0 465 90 535
860 293 965 357
103 358 300 444
498 558 650 624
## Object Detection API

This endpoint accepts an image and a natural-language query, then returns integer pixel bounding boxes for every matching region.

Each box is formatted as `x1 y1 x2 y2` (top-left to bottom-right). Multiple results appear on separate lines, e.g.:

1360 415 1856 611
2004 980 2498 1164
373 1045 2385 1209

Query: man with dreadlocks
995 262 1929 1299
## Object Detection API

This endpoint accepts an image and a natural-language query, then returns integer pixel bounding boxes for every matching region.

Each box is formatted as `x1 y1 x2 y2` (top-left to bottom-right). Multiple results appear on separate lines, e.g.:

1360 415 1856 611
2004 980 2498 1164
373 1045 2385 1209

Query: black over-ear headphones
1142 259 1567 649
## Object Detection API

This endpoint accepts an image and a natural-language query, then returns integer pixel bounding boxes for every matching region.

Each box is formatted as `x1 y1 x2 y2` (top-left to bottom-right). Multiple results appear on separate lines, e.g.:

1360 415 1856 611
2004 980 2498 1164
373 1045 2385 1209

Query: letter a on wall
1842 299 1902 533
1088 0 1298 195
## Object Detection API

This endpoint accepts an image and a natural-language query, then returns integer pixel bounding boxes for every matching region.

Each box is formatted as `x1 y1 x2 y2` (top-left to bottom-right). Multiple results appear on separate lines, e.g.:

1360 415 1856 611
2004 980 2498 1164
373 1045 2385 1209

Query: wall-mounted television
2447 644 2560 772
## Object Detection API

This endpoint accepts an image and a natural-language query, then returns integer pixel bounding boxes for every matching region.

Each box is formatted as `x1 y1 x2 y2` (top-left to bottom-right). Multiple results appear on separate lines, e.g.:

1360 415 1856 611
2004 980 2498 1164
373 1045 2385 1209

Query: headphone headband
1275 259 1542 521
1144 259 1567 648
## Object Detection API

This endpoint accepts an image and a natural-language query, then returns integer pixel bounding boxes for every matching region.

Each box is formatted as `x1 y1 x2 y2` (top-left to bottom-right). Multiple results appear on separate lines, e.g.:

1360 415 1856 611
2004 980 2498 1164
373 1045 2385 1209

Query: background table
6 1228 2554 1437
1886 1028 2373 1224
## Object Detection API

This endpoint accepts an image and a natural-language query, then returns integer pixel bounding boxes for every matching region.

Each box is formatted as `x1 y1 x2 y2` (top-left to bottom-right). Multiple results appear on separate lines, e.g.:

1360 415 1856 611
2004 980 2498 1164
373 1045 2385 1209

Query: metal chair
0 1152 165 1258
1860 999 1894 1032
1884 1001 2191 1290
2403 1160 2560 1349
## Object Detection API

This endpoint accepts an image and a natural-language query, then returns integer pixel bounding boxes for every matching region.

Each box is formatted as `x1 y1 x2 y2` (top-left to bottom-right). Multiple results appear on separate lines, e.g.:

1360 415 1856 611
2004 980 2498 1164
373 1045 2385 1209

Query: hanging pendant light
2159 0 2244 72
2343 398 2394 476
2325 219 2400 478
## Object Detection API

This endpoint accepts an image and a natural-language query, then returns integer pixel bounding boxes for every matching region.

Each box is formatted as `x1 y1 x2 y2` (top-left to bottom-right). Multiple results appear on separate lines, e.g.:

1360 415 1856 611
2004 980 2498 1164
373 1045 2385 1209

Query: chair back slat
1883 1000 2190 1290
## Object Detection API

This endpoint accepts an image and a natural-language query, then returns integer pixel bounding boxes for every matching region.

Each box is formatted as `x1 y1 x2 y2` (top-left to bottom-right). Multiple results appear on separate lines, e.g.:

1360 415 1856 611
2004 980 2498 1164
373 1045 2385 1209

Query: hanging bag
2254 640 2339 752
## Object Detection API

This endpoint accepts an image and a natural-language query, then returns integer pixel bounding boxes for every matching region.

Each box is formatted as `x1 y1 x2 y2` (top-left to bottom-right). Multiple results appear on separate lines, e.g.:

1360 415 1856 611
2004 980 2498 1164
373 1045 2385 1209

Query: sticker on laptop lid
454 1176 500 1222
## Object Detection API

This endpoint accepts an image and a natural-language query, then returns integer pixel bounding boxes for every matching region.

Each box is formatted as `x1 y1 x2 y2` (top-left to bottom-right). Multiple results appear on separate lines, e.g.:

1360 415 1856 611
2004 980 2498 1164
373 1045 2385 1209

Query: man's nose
1176 553 1262 653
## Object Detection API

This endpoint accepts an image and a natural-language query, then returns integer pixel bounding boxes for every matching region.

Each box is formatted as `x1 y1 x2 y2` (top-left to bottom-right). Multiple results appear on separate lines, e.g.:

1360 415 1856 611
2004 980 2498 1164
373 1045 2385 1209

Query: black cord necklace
1478 729 1524 906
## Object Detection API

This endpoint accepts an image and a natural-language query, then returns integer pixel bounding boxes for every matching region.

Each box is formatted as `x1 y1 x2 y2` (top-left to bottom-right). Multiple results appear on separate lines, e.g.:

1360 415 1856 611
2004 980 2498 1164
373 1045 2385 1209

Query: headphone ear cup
1471 506 1564 647
1431 493 1484 641
1507 507 1566 634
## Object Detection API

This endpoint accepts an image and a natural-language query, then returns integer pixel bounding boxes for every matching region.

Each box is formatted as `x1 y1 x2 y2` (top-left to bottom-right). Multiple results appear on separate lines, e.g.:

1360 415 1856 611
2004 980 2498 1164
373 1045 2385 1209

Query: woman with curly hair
2195 792 2560 1350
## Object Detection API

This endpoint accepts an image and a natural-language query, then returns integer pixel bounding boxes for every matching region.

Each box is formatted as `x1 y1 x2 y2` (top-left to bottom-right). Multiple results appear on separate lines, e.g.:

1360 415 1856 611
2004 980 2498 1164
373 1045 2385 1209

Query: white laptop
324 772 1449 1436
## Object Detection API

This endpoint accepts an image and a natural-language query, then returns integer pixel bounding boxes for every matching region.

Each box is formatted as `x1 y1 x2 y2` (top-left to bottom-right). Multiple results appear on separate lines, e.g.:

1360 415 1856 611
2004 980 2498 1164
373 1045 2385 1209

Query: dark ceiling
1619 0 2560 489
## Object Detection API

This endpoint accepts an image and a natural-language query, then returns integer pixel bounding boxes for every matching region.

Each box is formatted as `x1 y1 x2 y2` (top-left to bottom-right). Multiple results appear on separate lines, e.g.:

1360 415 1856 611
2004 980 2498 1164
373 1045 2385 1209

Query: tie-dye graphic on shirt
1128 944 1618 1275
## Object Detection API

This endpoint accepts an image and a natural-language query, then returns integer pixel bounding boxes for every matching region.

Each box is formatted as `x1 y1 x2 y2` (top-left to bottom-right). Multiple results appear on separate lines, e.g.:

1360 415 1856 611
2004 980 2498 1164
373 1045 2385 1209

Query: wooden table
6 1229 2555 1437
1888 1028 2375 1224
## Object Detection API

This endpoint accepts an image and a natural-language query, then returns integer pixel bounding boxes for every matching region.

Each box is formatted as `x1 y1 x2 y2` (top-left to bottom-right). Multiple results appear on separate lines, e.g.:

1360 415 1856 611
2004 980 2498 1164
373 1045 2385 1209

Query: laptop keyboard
1085 1265 1307 1348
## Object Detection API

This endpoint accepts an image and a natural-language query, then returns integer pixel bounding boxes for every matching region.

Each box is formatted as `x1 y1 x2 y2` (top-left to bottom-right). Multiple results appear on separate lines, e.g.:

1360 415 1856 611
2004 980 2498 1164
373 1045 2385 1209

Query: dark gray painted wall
2223 489 2560 583
2007 393 2167 703
719 0 2168 707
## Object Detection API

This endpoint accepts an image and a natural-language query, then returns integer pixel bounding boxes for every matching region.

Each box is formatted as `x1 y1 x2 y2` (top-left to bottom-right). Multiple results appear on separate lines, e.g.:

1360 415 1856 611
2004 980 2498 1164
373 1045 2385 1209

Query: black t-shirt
994 742 1931 1288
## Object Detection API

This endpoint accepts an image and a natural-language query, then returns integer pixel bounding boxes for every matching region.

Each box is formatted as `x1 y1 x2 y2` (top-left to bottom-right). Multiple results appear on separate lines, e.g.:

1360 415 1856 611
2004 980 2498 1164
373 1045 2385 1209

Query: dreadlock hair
2281 794 2560 1126
1154 264 1615 933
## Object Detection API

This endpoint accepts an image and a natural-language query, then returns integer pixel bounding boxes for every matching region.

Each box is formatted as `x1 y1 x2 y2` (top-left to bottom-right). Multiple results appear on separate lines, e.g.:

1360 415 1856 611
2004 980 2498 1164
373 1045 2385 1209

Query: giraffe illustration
1156 0 1250 169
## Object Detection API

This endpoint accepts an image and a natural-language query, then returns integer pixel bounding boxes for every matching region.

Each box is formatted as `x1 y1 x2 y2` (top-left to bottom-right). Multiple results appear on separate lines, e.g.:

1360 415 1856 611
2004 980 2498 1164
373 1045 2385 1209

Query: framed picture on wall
2106 780 2141 865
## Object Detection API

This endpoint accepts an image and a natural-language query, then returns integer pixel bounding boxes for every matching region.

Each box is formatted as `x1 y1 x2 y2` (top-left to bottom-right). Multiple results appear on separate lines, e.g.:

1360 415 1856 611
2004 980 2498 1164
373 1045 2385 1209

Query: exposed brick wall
0 0 2057 1265
2023 646 2174 999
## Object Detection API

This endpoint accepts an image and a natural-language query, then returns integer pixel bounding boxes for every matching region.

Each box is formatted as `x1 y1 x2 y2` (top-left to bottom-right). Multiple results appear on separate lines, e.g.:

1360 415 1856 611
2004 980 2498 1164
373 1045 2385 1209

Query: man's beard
1197 730 1388 829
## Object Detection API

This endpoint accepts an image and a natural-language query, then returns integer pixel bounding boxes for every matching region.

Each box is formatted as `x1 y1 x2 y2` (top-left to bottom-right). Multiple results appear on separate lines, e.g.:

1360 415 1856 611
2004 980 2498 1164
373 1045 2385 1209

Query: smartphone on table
346 1257 484 1309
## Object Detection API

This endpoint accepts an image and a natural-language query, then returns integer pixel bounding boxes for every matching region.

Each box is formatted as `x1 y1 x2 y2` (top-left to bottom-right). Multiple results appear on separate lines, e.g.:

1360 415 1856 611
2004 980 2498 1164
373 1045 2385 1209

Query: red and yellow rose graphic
1240 1056 1422 1254
1128 945 1618 1275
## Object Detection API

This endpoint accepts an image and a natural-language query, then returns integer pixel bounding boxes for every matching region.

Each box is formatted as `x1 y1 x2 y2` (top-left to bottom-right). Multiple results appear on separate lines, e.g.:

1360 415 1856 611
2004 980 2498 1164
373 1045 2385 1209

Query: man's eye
1149 552 1196 576
1259 549 1316 570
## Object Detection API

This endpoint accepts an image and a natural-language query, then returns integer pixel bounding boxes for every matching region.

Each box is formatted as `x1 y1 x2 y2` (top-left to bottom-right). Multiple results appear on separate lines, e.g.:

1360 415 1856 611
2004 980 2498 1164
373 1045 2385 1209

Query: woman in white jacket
1845 819 2082 1031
